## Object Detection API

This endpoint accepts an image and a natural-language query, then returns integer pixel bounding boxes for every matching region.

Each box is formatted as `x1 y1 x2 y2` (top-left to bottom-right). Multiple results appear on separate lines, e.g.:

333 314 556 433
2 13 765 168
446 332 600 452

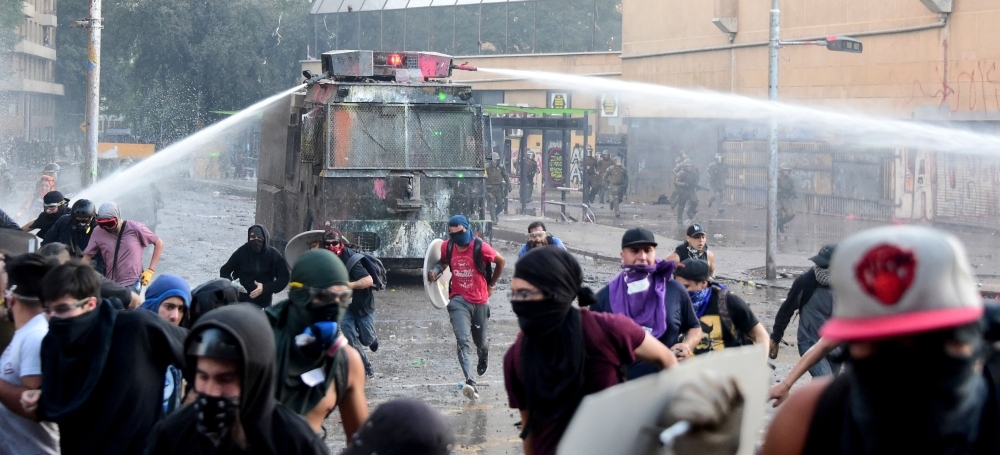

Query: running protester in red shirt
427 215 506 400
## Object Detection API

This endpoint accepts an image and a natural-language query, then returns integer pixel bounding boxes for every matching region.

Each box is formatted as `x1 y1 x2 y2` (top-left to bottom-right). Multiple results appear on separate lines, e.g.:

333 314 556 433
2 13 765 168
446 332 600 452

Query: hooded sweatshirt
146 304 329 455
28 192 70 237
220 225 290 307
39 299 187 455
265 249 351 415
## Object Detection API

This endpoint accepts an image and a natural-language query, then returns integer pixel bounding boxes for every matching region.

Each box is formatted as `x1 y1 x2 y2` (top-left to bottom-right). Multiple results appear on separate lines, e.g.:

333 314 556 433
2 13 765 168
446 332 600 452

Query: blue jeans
341 311 376 374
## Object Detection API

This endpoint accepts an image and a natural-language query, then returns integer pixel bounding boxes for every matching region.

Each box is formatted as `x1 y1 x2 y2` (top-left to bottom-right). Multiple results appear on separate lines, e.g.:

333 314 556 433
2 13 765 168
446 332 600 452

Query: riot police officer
595 150 614 203
583 148 599 204
519 150 540 203
669 151 689 210
707 153 727 214
673 159 700 225
604 157 629 217
485 152 511 223
778 163 796 233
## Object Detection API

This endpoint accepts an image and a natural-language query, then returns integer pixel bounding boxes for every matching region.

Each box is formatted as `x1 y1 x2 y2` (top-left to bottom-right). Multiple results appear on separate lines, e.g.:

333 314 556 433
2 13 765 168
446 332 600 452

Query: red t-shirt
503 310 647 455
441 239 497 304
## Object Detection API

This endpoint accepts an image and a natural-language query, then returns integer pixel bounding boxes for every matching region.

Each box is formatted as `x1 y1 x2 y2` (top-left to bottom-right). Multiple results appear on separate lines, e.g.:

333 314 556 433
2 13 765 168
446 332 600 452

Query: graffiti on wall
902 59 1000 113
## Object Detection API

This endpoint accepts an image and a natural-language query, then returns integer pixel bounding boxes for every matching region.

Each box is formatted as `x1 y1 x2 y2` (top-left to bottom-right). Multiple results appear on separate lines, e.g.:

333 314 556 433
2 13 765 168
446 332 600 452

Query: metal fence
721 140 895 221
325 104 485 169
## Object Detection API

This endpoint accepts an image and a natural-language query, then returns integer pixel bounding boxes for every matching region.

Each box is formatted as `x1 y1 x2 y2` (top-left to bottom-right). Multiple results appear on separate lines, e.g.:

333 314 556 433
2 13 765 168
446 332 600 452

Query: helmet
613 157 623 165
71 199 96 219
681 158 693 167
527 151 535 158
43 163 60 174
189 279 240 325
780 163 792 170
491 152 500 161
186 327 241 361
120 157 134 167
602 150 610 156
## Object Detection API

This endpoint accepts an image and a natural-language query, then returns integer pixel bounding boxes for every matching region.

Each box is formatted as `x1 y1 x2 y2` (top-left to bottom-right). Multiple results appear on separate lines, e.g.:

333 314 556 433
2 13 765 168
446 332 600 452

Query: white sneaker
462 382 479 400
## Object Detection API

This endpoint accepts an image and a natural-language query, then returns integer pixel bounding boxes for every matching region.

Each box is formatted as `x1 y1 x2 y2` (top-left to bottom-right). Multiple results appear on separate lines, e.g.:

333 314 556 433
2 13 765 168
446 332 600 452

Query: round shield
284 230 326 267
423 239 451 309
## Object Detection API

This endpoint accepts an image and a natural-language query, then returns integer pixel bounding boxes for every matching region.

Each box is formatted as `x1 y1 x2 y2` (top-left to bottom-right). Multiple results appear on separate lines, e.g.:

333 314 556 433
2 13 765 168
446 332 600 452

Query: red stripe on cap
820 306 984 342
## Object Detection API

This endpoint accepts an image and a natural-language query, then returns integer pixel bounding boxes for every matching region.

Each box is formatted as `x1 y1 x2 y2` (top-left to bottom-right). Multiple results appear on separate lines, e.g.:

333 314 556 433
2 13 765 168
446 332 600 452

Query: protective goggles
528 231 547 239
291 282 352 305
45 297 91 316
96 218 117 228
43 203 63 209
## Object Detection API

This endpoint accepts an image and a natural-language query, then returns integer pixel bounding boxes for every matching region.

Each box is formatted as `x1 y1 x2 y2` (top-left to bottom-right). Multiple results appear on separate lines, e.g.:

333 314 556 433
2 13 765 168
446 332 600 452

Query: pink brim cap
820 306 984 342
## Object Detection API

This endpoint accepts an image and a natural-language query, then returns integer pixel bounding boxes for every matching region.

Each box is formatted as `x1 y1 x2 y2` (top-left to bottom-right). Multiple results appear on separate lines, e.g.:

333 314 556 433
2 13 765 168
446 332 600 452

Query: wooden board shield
423 239 450 309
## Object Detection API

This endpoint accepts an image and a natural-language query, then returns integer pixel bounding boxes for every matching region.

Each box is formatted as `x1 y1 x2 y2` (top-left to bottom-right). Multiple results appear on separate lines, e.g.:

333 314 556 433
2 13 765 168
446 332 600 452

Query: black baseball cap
674 258 712 282
621 227 658 249
686 223 707 238
809 244 836 268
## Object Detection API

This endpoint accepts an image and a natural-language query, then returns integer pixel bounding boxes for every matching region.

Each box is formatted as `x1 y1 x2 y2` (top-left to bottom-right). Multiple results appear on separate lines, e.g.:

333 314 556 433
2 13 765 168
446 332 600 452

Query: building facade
1 0 64 142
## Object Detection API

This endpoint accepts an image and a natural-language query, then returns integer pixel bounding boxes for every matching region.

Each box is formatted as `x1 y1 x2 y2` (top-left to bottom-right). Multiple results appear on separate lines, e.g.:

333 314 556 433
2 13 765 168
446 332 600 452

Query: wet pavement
0 168 990 453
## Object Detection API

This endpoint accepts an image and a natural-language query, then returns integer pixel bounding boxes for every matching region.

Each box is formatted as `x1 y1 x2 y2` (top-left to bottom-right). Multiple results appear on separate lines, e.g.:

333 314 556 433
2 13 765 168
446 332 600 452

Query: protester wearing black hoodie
220 225 289 307
21 191 70 238
42 199 106 275
146 304 329 455
25 262 187 455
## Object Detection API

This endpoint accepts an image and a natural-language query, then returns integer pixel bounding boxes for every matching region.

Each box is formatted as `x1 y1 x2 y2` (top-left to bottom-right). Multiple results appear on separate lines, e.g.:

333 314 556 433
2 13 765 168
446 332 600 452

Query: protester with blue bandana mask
673 259 769 355
140 274 192 414
427 214 506 400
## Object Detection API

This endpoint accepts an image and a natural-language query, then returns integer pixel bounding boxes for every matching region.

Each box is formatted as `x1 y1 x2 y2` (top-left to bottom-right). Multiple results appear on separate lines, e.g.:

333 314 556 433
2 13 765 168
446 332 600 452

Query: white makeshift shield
423 238 451 309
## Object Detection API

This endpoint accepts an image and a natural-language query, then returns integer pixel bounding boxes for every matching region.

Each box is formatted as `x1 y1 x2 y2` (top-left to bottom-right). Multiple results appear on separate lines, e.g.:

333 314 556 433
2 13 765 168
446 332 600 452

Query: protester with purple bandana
592 227 701 379
674 258 769 355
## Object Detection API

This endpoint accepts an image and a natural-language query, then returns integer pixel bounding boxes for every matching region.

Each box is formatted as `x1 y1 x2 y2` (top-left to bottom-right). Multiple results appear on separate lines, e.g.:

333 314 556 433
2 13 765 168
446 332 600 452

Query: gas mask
195 393 240 447
72 217 92 233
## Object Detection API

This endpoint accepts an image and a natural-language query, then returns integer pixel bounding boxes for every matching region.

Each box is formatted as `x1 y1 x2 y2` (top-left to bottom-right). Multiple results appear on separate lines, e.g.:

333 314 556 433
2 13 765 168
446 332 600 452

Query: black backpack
346 252 388 291
445 238 492 279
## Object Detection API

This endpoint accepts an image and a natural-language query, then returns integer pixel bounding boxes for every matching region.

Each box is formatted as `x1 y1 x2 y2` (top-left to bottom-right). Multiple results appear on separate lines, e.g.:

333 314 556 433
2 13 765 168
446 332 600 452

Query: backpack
713 284 754 347
346 252 388 291
445 238 492 280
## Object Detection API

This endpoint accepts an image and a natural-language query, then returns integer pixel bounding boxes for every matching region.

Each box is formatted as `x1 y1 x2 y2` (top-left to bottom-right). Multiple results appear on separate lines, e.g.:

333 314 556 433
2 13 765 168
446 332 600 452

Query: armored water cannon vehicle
256 50 488 269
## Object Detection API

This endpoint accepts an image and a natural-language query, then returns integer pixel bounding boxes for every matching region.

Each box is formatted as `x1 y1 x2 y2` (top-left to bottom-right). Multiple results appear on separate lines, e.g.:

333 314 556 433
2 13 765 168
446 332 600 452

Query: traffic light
826 36 863 53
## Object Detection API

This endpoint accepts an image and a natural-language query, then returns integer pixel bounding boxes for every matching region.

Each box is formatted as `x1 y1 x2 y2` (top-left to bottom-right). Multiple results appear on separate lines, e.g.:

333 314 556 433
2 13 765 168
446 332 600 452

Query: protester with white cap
82 202 163 290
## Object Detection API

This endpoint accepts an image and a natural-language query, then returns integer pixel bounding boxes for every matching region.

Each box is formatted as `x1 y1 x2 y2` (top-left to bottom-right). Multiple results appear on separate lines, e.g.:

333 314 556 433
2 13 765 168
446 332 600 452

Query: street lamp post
764 0 862 280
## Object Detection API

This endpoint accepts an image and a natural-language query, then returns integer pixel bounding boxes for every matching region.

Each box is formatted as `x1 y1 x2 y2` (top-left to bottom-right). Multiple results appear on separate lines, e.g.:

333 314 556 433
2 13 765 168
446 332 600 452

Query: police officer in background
673 159 700 225
485 152 511 224
707 153 727 214
778 163 796 233
583 148 599 204
518 151 540 203
595 150 613 203
604 157 629 218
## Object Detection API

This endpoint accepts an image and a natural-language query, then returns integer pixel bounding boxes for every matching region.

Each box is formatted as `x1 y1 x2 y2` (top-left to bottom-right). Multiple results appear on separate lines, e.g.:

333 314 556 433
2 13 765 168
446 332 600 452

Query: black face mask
195 393 240 447
847 336 987 455
306 301 344 323
249 239 264 253
71 219 91 232
512 298 569 336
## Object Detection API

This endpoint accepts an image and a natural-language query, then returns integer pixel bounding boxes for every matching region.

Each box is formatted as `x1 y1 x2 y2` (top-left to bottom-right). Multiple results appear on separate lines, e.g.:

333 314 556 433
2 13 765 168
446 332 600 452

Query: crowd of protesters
3 189 1000 455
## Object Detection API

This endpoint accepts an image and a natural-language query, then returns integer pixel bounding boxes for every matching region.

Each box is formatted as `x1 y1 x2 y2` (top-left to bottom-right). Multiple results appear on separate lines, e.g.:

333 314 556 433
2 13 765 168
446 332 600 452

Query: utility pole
71 0 101 187
764 0 861 280
765 0 779 280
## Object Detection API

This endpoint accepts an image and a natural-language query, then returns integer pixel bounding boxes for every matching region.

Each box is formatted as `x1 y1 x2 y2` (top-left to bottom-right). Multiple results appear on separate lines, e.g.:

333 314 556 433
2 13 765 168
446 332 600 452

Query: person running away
322 229 379 378
591 227 701 378
21 262 186 455
20 191 69 238
340 398 454 455
673 258 770 355
140 274 192 415
517 221 567 257
769 244 839 377
0 254 59 455
83 202 163 290
146 304 330 455
426 215 507 400
762 226 997 455
665 223 716 275
220 224 289 308
505 247 677 455
266 249 368 440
